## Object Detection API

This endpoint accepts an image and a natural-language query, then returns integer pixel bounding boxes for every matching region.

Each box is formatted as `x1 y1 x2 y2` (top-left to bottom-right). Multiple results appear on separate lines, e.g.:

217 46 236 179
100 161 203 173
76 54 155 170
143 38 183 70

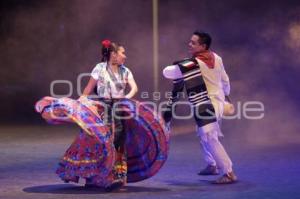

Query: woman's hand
125 78 138 99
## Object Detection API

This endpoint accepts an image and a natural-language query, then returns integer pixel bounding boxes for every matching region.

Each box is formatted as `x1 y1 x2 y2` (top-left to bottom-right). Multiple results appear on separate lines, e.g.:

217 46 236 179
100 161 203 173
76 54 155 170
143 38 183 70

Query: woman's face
116 46 127 65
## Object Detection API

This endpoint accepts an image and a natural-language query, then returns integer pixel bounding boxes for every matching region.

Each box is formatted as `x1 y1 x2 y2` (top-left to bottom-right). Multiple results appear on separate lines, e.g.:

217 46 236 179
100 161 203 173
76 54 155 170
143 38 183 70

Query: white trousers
197 122 233 174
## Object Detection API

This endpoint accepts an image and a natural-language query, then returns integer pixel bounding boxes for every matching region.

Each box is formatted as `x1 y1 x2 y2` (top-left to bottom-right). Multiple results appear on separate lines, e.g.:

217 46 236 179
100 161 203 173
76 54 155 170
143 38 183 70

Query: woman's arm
125 77 138 99
82 77 97 96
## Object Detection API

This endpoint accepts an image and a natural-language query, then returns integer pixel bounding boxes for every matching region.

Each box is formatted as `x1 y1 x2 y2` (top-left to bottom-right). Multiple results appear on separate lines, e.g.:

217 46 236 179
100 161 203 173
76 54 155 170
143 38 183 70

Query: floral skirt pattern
35 97 169 187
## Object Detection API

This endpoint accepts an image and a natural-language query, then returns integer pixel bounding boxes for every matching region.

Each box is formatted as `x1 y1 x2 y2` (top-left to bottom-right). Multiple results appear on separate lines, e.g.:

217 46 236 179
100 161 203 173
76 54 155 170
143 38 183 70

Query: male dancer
163 31 237 184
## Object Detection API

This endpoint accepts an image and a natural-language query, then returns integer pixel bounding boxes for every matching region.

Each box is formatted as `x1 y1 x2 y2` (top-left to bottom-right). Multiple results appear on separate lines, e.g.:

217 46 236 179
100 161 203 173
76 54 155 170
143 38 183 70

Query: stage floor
0 125 299 199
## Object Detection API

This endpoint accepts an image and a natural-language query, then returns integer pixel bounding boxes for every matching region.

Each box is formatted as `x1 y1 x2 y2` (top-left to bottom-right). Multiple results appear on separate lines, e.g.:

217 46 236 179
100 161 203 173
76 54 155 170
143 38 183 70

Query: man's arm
163 65 183 79
162 64 184 123
220 59 230 96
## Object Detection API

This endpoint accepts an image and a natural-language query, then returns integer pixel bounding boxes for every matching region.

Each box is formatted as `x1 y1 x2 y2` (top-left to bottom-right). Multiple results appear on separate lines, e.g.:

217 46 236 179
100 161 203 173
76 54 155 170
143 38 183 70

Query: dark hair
101 42 120 62
193 31 212 50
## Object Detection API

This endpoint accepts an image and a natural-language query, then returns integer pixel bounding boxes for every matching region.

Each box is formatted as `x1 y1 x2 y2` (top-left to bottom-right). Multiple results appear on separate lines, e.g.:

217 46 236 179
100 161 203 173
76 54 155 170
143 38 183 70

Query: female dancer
35 40 169 191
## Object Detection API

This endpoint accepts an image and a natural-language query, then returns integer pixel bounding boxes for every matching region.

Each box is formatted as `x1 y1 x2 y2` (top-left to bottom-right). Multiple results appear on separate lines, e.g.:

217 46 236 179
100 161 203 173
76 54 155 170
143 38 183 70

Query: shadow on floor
23 184 170 194
163 179 256 192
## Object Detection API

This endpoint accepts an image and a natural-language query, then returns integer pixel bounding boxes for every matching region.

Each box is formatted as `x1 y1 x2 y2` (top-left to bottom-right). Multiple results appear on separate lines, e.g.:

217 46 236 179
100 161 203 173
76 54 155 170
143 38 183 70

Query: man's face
188 34 206 55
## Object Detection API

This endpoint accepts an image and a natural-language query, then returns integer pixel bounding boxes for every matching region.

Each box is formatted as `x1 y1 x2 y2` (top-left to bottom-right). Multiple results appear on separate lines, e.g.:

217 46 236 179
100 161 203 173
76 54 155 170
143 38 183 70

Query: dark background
1 0 299 146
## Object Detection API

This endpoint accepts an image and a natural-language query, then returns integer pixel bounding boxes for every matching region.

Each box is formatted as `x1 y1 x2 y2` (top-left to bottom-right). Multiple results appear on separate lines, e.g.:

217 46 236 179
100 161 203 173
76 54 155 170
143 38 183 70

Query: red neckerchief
195 50 215 69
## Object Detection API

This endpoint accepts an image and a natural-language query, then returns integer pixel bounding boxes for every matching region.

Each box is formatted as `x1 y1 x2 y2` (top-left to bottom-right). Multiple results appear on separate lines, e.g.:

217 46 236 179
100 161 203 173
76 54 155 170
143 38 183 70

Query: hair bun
101 39 111 48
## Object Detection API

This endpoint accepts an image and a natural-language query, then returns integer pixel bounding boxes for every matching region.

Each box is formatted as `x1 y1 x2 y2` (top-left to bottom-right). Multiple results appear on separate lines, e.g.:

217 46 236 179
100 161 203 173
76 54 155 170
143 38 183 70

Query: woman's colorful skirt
35 97 169 186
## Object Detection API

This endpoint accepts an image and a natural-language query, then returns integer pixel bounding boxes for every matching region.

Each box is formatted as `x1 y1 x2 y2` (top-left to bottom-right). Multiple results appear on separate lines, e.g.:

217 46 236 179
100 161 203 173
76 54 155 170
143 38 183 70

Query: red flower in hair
101 39 111 48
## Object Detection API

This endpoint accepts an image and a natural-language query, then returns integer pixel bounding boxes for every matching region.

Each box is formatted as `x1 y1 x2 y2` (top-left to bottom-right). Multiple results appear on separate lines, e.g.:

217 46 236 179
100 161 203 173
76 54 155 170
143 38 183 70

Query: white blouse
91 62 133 98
